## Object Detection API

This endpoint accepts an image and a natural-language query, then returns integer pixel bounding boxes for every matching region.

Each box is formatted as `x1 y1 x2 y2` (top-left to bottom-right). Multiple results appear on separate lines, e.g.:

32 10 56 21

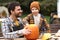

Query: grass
45 16 50 23
0 22 1 28
21 14 50 23
21 13 28 18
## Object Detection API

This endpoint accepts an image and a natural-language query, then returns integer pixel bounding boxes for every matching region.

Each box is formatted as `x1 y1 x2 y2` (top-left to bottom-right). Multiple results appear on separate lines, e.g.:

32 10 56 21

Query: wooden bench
50 24 60 33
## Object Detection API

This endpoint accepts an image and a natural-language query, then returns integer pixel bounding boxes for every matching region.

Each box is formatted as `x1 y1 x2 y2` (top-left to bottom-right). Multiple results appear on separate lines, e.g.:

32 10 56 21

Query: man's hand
17 29 31 35
21 29 31 35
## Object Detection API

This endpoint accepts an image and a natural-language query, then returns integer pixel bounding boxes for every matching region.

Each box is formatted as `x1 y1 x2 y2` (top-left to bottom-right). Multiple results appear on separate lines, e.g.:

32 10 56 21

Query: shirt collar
33 13 41 17
8 17 14 22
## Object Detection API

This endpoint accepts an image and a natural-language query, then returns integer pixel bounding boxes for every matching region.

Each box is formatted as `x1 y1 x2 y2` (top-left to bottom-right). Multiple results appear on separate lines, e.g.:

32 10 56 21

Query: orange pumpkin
24 24 39 40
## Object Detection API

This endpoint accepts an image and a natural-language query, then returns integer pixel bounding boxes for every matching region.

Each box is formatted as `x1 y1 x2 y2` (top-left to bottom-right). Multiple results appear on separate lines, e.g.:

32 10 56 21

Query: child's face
31 7 39 16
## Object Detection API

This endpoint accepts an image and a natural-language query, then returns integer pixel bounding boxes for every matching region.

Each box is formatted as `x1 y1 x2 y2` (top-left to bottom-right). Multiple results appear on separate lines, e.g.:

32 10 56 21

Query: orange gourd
24 24 39 40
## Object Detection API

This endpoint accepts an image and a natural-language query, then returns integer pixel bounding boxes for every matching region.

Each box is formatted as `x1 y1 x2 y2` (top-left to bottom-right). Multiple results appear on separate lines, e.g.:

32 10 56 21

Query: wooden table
0 37 41 40
0 38 41 40
1 33 59 40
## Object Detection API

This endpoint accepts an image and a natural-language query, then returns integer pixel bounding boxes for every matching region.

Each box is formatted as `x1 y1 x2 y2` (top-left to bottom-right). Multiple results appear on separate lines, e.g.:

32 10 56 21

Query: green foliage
45 16 50 23
0 22 1 28
0 0 15 3
40 0 57 16
0 0 57 16
16 0 57 16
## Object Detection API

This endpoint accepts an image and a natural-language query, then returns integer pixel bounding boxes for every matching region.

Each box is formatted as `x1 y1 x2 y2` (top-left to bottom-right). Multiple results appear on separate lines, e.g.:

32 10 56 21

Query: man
1 2 31 38
23 1 50 33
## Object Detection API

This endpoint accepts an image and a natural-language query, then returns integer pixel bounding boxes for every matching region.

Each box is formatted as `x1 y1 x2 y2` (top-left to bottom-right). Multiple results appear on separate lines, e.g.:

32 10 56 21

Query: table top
0 33 60 40
0 38 41 40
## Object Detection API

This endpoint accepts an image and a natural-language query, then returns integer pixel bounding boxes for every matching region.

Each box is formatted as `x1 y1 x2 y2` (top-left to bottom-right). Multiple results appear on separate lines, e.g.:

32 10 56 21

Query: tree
40 0 57 16
0 0 57 16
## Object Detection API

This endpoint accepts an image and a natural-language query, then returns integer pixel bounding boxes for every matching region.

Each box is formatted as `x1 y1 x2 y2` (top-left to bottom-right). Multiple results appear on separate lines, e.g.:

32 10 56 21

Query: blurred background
0 0 57 23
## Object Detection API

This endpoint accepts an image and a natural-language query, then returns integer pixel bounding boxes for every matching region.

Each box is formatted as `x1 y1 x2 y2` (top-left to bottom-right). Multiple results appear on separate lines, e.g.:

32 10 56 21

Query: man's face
13 6 23 17
31 7 39 16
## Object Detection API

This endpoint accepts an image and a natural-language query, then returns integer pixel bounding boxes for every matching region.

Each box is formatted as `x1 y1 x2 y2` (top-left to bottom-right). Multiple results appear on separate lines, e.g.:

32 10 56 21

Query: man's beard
15 14 21 18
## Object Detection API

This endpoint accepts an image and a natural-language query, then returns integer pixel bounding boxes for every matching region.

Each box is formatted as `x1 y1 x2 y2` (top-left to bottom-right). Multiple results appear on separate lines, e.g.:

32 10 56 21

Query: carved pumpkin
24 24 39 40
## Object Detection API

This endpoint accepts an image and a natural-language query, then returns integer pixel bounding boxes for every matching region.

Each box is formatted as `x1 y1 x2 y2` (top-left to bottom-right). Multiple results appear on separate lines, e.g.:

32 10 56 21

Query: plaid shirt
1 17 24 38
23 14 50 32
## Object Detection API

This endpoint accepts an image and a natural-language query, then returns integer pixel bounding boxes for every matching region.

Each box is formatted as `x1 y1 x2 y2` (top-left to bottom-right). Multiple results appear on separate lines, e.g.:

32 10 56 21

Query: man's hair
8 2 20 15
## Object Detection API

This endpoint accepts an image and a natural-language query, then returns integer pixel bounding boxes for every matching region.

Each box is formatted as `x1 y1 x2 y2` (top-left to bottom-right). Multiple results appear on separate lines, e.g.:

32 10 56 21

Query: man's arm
1 20 22 38
1 20 31 38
